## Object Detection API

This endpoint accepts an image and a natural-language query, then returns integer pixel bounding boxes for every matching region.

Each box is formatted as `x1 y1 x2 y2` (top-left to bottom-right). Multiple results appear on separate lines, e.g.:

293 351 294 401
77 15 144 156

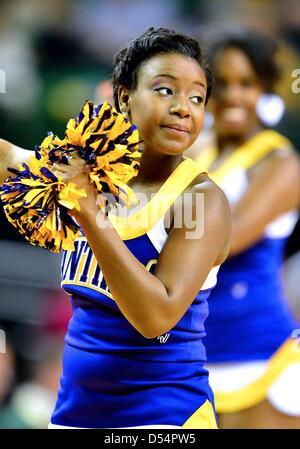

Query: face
210 47 264 138
119 53 207 156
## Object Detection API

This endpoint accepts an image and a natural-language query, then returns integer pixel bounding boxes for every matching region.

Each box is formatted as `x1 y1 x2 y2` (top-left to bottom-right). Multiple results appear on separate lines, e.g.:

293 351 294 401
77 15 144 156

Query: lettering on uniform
61 238 158 299
157 333 170 344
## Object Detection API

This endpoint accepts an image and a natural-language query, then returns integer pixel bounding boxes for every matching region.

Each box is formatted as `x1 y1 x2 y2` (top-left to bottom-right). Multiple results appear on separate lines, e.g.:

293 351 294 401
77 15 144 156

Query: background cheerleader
193 28 300 429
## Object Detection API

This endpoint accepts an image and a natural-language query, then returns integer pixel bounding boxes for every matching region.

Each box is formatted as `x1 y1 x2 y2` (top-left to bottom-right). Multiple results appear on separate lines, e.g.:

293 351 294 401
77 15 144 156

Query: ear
118 86 131 115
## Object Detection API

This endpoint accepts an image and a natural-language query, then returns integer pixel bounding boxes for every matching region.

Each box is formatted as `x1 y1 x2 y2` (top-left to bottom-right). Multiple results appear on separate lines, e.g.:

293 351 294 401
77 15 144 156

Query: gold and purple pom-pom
0 101 141 252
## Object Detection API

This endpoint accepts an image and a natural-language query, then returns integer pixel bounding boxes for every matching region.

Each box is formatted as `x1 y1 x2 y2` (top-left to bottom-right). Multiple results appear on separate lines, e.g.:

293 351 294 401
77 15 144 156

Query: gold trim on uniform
108 158 202 240
214 339 300 413
182 400 218 429
196 129 291 184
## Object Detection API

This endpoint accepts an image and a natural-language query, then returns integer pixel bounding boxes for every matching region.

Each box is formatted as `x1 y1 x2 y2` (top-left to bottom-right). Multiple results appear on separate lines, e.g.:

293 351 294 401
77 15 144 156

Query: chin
219 122 250 137
164 140 193 155
163 146 188 156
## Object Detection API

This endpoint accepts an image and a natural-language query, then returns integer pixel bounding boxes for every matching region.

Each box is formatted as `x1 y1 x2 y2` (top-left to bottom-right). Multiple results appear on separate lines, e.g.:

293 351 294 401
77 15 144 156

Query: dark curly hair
207 28 281 93
112 27 212 111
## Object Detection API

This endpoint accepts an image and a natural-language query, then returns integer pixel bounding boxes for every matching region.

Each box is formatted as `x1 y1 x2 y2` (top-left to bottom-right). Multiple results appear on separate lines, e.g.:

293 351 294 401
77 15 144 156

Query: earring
256 93 285 127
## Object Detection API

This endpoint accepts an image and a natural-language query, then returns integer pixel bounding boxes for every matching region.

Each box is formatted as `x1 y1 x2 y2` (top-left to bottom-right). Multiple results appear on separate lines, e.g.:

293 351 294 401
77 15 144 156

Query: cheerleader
195 29 300 428
0 27 231 428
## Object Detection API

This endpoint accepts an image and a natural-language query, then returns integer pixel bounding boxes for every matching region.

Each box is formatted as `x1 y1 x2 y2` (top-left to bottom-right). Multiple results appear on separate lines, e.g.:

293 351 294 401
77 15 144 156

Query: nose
169 95 190 118
220 85 243 106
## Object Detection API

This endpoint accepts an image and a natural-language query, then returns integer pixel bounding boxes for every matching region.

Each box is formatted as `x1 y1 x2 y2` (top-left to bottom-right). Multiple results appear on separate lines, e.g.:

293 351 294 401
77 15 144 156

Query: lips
161 124 190 134
220 107 248 123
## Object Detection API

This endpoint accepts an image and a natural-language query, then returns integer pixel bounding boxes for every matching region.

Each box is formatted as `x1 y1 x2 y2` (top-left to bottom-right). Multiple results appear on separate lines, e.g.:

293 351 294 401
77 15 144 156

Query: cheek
132 114 155 143
244 86 264 112
130 98 158 136
193 108 205 134
209 97 225 117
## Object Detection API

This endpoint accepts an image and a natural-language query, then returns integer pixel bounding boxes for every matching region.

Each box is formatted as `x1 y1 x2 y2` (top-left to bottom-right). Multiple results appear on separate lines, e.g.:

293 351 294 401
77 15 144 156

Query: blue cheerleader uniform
196 130 300 414
49 158 219 428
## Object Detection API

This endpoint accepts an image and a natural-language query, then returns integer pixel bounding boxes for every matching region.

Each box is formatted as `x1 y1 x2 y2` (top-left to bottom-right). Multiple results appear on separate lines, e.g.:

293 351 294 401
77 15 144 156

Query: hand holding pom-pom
51 154 87 183
0 101 141 252
52 155 98 218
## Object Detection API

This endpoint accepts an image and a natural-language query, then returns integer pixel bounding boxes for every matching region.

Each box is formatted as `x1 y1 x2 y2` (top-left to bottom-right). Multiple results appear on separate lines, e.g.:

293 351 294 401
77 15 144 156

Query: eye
215 78 227 90
154 87 173 96
190 96 204 105
241 78 256 88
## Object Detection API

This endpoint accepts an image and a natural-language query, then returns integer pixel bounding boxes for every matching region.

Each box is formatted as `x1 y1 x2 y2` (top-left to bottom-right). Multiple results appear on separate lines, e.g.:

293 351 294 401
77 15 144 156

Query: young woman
194 29 300 428
0 27 231 428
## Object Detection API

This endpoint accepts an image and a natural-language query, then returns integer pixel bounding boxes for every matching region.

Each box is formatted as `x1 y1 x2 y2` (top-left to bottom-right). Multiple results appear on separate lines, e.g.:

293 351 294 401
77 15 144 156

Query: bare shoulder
250 145 300 179
177 173 232 265
247 145 300 210
271 147 300 174
198 176 232 265
190 172 230 214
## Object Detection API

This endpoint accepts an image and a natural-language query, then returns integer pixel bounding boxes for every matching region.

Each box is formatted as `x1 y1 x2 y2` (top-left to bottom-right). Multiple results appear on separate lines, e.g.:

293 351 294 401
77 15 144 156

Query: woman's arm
0 139 31 183
72 174 231 339
230 149 300 256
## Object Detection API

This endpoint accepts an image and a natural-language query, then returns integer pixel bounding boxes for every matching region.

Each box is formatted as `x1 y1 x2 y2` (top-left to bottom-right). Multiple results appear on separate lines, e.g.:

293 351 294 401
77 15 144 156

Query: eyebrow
153 74 206 89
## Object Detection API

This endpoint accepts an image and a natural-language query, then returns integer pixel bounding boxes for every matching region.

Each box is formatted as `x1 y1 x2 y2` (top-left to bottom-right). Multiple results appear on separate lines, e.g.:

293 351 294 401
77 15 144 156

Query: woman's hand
52 157 98 219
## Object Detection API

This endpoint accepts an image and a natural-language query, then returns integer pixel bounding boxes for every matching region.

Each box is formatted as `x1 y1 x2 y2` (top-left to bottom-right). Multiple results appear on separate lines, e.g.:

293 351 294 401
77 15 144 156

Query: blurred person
94 79 114 105
283 216 300 320
0 335 64 429
0 27 231 428
0 290 70 429
282 250 300 322
0 0 41 117
0 329 15 408
193 29 300 428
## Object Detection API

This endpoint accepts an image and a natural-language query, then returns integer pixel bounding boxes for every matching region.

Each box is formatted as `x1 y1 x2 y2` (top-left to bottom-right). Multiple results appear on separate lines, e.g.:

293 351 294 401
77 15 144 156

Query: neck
217 125 264 153
131 151 184 186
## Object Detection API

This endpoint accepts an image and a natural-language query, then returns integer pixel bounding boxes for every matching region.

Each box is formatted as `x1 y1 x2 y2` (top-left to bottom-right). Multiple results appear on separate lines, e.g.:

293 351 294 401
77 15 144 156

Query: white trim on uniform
206 361 300 415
